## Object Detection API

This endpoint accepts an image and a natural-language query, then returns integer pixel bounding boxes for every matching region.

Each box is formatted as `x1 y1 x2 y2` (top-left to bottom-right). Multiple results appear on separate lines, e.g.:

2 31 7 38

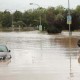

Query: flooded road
0 31 80 80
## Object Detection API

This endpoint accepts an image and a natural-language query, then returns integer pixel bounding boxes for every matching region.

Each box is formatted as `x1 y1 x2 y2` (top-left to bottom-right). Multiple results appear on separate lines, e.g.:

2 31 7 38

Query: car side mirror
78 40 80 47
8 50 11 52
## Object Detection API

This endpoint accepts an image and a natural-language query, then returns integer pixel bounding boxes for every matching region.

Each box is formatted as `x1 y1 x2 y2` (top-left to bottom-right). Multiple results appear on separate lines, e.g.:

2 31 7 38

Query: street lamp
30 3 42 31
11 13 14 31
30 3 40 8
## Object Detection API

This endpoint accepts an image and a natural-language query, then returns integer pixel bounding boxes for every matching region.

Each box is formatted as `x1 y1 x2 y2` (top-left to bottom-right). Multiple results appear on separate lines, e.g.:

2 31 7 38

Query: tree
13 10 22 22
55 5 65 14
22 10 34 26
2 10 12 27
70 10 80 30
75 5 80 29
46 7 55 26
46 7 64 33
0 12 3 27
17 21 26 27
76 5 80 14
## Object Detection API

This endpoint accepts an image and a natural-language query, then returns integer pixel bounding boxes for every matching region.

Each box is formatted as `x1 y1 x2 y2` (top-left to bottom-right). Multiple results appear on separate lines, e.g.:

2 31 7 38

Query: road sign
67 15 72 24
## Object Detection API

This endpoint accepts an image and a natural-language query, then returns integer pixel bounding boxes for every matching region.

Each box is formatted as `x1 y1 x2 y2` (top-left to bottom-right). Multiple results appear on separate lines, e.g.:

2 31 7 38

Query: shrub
47 26 62 34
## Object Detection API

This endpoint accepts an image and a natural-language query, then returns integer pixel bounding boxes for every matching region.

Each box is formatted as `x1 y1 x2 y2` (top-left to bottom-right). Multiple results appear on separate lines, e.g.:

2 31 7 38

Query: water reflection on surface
0 31 80 80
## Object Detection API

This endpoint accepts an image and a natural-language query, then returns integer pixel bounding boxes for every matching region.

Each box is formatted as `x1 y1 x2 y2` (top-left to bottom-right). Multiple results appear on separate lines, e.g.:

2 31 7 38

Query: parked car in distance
0 45 11 60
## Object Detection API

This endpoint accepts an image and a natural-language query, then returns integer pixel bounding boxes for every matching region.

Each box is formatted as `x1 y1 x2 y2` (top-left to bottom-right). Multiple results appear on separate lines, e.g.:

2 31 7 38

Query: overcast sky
0 0 80 12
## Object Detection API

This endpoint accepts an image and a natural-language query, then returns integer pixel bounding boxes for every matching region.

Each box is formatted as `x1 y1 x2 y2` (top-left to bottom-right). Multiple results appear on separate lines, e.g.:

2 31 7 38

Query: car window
0 45 8 52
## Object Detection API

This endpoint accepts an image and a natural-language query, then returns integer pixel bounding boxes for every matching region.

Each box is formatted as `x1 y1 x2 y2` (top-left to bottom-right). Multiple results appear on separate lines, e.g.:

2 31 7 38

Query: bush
47 26 62 34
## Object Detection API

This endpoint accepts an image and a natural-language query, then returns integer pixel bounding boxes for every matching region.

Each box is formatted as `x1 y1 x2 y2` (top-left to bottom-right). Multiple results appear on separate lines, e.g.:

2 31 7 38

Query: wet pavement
0 31 80 80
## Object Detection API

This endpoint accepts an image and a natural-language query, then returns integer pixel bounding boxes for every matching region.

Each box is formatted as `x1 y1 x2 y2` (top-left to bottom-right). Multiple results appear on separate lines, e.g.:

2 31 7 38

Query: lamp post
11 13 14 31
30 3 42 31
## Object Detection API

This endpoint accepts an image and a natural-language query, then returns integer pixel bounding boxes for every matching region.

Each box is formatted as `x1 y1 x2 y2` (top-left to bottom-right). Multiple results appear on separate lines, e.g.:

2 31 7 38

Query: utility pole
67 0 72 36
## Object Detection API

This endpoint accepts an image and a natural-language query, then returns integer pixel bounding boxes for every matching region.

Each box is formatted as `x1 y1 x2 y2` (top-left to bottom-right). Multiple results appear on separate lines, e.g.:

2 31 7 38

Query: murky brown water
0 31 80 80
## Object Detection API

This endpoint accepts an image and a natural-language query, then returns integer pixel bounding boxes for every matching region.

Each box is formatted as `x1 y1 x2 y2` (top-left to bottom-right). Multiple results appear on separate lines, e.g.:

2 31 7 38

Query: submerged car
0 45 11 60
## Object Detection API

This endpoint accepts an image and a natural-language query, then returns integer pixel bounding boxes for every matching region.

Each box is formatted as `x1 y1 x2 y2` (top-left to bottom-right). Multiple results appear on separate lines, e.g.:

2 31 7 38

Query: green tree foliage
55 5 65 14
46 6 65 33
22 9 34 26
46 7 55 26
0 12 3 27
16 21 26 27
75 5 80 29
70 10 79 30
76 5 80 14
2 10 12 27
0 5 80 33
13 10 22 22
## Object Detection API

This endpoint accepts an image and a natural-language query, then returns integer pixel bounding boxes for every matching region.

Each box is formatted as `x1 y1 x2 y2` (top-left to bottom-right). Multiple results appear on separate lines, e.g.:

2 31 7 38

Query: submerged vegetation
0 5 80 33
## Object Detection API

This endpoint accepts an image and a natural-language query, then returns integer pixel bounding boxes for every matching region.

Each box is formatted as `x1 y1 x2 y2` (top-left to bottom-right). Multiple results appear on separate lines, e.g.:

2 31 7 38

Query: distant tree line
0 5 80 33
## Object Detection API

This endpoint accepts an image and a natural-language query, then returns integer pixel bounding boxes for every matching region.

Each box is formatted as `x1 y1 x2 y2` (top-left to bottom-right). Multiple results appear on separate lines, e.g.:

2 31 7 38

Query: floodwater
0 31 80 80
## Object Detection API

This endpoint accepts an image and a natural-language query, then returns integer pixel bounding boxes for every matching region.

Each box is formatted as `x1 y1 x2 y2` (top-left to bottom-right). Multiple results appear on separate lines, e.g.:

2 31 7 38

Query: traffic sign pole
67 15 72 36
68 0 72 37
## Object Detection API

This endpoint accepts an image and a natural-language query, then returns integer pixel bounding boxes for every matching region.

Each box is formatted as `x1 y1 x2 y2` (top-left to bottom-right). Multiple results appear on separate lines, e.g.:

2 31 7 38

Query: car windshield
0 45 8 52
